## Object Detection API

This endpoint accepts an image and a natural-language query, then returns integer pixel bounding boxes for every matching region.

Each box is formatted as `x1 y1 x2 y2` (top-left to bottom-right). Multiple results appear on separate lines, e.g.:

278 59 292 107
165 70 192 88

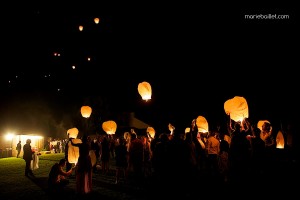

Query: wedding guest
23 139 34 177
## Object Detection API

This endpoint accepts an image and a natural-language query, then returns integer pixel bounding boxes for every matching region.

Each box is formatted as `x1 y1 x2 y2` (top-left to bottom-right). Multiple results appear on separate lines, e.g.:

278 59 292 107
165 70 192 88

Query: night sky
1 2 298 136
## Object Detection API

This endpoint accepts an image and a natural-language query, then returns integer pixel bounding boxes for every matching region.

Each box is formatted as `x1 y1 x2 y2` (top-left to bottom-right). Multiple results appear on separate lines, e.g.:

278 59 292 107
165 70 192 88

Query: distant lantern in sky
102 120 117 135
81 106 92 118
138 81 152 101
72 65 76 69
87 57 91 61
94 17 100 24
224 96 249 122
196 115 209 133
79 25 83 31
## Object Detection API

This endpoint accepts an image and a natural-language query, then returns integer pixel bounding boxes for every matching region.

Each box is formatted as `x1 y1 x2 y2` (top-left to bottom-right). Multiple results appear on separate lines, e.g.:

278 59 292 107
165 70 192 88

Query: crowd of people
20 117 297 197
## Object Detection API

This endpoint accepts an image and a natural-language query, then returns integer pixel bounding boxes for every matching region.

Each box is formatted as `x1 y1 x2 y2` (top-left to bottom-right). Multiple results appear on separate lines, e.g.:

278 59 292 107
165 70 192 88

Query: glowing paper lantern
81 106 92 118
276 130 285 149
124 132 131 141
79 25 83 31
185 127 191 133
94 17 100 24
147 127 155 139
224 96 249 122
68 138 82 164
257 120 270 131
67 127 79 138
168 123 175 135
138 81 152 100
196 115 209 133
102 120 117 135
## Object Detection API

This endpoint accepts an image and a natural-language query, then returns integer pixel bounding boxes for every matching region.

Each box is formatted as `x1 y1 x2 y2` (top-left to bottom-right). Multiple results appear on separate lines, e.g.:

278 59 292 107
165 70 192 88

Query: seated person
48 158 74 193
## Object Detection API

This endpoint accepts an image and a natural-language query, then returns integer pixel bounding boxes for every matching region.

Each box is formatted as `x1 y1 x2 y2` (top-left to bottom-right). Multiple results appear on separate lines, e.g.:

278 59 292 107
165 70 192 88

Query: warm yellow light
5 133 14 141
224 96 249 122
94 17 100 24
81 106 92 118
147 127 155 139
257 120 270 131
276 130 285 149
79 25 83 31
138 81 152 100
185 127 191 133
67 128 79 138
196 116 209 133
102 120 117 135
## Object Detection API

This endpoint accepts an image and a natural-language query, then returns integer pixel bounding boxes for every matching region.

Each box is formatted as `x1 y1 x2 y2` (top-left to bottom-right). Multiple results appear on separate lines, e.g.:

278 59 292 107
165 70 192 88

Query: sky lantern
276 130 285 149
196 115 209 133
94 17 100 24
257 120 271 131
147 126 155 139
224 96 249 122
66 127 80 164
102 120 117 135
79 25 83 31
67 127 79 138
185 127 191 133
168 123 175 135
81 106 92 118
138 81 152 101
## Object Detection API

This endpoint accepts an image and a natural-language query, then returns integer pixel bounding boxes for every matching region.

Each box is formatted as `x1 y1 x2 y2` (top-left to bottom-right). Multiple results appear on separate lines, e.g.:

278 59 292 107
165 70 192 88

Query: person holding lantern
71 135 93 195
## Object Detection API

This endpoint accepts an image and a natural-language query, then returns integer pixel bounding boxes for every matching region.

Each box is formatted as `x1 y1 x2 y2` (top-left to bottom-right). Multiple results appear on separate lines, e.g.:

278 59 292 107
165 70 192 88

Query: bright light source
5 133 14 141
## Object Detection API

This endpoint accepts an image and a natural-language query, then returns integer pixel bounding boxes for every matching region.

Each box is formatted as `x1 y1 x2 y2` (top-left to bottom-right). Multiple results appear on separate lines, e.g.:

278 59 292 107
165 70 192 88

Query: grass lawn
0 153 65 200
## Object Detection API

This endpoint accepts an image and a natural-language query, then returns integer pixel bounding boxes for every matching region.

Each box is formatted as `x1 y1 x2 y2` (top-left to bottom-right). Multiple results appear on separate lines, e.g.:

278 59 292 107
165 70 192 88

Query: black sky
1 2 299 135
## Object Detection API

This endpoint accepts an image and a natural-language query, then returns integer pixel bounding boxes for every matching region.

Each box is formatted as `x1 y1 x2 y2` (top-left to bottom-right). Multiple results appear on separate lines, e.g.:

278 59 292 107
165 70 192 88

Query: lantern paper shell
185 127 191 133
224 96 249 122
196 115 209 133
68 138 82 164
257 120 270 131
67 127 79 138
147 127 155 139
81 106 92 118
276 130 285 149
94 17 100 24
124 132 131 141
79 25 83 31
102 120 117 135
138 81 152 100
